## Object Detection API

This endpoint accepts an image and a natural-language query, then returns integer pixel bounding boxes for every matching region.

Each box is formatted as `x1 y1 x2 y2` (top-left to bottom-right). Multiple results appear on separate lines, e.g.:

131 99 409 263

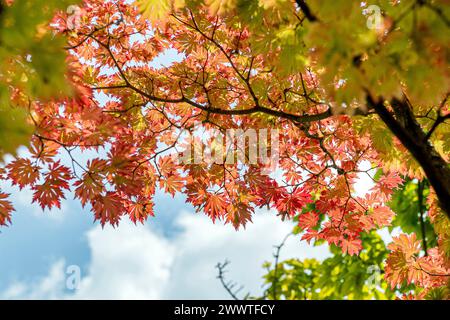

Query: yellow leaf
206 0 237 15
138 0 185 22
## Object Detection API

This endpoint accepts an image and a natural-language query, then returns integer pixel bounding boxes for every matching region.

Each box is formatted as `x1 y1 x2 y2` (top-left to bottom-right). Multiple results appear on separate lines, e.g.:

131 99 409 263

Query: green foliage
261 232 396 300
0 104 33 157
0 0 77 158
389 178 438 248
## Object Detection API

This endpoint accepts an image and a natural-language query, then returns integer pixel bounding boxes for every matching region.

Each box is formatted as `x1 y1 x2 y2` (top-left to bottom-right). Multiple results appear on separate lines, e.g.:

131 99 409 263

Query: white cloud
1 210 330 300
1 259 66 299
74 223 174 299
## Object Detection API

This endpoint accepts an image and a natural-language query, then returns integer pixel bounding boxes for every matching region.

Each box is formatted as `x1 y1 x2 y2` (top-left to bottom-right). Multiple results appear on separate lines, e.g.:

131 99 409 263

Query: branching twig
216 260 249 300
271 232 292 300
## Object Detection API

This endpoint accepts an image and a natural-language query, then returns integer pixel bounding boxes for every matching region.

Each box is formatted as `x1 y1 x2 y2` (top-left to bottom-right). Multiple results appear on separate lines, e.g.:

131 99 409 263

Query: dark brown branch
92 84 332 123
421 0 450 28
367 94 450 219
295 0 318 22
415 263 450 278
425 113 450 140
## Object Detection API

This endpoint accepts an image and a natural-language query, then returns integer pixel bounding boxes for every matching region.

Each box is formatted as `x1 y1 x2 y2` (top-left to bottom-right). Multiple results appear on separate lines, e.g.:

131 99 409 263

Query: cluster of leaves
385 233 449 299
253 179 448 300
0 0 78 158
0 0 80 224
0 0 448 299
383 179 450 299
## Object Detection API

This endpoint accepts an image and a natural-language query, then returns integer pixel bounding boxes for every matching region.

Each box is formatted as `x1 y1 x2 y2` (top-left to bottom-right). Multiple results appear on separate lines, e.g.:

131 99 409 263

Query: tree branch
271 232 292 300
367 94 450 219
425 114 450 141
216 261 248 300
295 0 318 22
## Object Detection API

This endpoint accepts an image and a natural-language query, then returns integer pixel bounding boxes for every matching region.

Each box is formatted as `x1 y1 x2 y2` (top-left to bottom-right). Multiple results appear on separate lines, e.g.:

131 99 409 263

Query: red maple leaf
0 193 14 226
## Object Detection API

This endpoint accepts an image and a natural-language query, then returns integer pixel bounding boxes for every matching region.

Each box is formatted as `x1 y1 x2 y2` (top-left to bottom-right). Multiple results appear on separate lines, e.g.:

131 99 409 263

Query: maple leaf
127 200 154 224
321 227 342 247
74 173 104 207
138 0 184 23
369 205 394 227
32 162 71 210
158 156 178 177
203 193 227 221
298 211 319 230
385 250 419 289
91 192 125 227
160 175 184 196
7 158 40 189
341 238 362 256
387 233 421 258
301 229 320 244
275 188 311 217
225 202 254 229
385 234 422 289
0 192 14 226
74 158 106 206
371 172 403 199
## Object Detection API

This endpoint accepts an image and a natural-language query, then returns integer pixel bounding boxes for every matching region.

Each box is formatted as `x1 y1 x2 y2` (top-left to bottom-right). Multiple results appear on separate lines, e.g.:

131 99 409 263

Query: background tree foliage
261 232 394 300
0 0 76 157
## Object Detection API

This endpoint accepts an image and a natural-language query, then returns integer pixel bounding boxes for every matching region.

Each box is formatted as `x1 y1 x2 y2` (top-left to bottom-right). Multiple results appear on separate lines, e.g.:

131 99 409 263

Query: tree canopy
0 0 449 299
